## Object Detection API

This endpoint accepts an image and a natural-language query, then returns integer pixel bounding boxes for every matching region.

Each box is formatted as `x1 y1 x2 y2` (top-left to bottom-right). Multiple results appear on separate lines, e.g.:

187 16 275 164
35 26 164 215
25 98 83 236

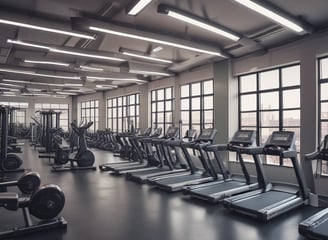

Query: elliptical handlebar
71 121 94 134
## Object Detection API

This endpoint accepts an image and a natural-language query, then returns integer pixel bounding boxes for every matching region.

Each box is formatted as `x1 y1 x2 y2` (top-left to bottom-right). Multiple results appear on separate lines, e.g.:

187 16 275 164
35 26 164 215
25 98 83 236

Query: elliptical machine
52 121 96 171
0 106 24 172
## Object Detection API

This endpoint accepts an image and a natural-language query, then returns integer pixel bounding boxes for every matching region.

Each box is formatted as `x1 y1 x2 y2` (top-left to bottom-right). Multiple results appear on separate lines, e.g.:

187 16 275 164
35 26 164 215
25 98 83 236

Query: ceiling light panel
0 68 80 80
88 26 225 57
122 51 173 64
0 19 94 39
158 5 240 41
233 0 304 33
127 0 152 16
24 59 70 67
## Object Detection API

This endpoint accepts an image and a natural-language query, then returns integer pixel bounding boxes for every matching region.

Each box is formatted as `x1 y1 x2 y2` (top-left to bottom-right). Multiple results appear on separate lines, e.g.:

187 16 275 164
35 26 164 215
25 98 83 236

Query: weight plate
29 184 65 220
76 150 95 167
55 149 69 165
2 154 23 170
17 172 41 194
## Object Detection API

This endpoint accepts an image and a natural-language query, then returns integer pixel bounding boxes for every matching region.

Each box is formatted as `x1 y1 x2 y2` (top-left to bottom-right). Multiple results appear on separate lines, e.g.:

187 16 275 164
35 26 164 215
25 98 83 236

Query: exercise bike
52 121 96 171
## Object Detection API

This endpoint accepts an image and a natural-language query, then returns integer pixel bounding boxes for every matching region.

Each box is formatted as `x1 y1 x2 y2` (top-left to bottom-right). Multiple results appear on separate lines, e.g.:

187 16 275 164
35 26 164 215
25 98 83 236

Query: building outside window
0 101 29 126
180 80 214 135
319 57 328 175
107 93 140 132
35 103 69 131
151 87 174 133
238 64 301 166
80 100 99 132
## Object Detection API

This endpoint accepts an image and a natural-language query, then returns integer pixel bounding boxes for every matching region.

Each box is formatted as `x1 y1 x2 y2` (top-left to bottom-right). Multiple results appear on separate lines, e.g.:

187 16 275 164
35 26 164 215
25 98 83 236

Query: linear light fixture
24 59 70 67
0 68 81 80
0 87 20 92
50 48 125 62
3 79 69 87
0 19 94 39
22 93 50 96
56 91 79 95
233 0 304 33
64 83 83 87
129 69 172 76
7 39 50 50
7 39 125 62
158 5 240 41
89 26 224 57
122 51 173 64
86 76 147 83
0 83 24 88
127 0 152 16
96 84 118 88
79 65 104 72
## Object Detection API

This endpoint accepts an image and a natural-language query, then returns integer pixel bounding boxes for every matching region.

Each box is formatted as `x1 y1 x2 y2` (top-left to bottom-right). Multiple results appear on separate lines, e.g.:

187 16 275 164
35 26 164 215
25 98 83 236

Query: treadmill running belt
312 220 328 237
234 191 295 211
129 167 171 177
156 174 204 185
192 181 246 195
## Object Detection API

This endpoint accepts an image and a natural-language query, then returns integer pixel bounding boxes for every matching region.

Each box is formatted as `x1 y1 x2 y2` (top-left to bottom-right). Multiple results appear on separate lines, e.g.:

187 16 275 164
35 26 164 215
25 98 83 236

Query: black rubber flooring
0 141 321 240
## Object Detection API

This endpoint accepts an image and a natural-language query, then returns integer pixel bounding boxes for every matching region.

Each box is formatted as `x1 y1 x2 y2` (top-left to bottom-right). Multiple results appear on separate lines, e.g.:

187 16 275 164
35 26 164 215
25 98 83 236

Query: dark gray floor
0 142 320 240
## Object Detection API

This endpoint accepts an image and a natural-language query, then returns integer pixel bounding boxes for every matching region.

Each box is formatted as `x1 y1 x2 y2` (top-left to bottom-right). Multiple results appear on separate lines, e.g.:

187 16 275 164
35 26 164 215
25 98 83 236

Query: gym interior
0 0 328 239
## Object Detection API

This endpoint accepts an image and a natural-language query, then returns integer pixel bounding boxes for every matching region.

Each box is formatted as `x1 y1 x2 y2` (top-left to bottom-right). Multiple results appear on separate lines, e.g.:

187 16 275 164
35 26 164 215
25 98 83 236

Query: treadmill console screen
197 129 217 141
267 131 295 148
166 127 179 137
230 130 256 145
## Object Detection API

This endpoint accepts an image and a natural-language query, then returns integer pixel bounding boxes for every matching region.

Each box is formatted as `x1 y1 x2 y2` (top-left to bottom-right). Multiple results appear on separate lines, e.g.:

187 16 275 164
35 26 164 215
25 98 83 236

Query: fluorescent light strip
87 76 147 83
96 84 118 88
24 59 70 67
0 68 80 80
64 83 83 87
166 11 239 41
3 79 65 87
79 65 104 72
22 93 50 96
234 0 303 33
56 91 79 95
0 83 24 88
7 39 50 50
7 39 125 62
89 26 223 57
122 52 173 64
0 19 94 39
129 69 172 76
50 48 125 62
128 0 152 15
0 87 20 92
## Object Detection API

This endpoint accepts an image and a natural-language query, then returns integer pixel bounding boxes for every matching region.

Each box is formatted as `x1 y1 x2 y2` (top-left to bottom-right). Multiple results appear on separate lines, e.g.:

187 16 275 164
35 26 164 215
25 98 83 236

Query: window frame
238 64 301 166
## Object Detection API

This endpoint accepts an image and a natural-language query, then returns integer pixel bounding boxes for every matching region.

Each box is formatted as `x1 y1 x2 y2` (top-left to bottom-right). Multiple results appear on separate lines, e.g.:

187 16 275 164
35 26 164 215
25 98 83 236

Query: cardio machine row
100 126 323 228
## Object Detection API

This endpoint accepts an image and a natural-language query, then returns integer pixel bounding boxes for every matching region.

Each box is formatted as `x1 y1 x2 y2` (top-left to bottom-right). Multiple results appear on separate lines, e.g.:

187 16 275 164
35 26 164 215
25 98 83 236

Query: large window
0 101 29 126
107 93 140 132
238 65 301 166
180 80 214 134
80 100 99 132
151 87 174 133
35 103 69 131
319 57 328 175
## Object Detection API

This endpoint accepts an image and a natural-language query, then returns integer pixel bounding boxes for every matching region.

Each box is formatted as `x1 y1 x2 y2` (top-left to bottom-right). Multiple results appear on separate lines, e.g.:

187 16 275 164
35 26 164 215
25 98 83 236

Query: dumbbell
1 184 65 220
0 172 41 194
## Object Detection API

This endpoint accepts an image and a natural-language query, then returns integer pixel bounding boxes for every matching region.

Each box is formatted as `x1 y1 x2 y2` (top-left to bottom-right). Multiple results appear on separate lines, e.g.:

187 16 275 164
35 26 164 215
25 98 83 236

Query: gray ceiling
0 0 327 97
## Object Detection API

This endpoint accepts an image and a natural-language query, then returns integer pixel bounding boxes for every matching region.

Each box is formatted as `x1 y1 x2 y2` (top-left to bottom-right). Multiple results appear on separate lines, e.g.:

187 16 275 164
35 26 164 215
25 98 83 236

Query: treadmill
126 127 192 183
299 134 328 239
149 128 221 192
109 128 162 175
183 130 268 203
98 127 152 171
223 131 309 221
